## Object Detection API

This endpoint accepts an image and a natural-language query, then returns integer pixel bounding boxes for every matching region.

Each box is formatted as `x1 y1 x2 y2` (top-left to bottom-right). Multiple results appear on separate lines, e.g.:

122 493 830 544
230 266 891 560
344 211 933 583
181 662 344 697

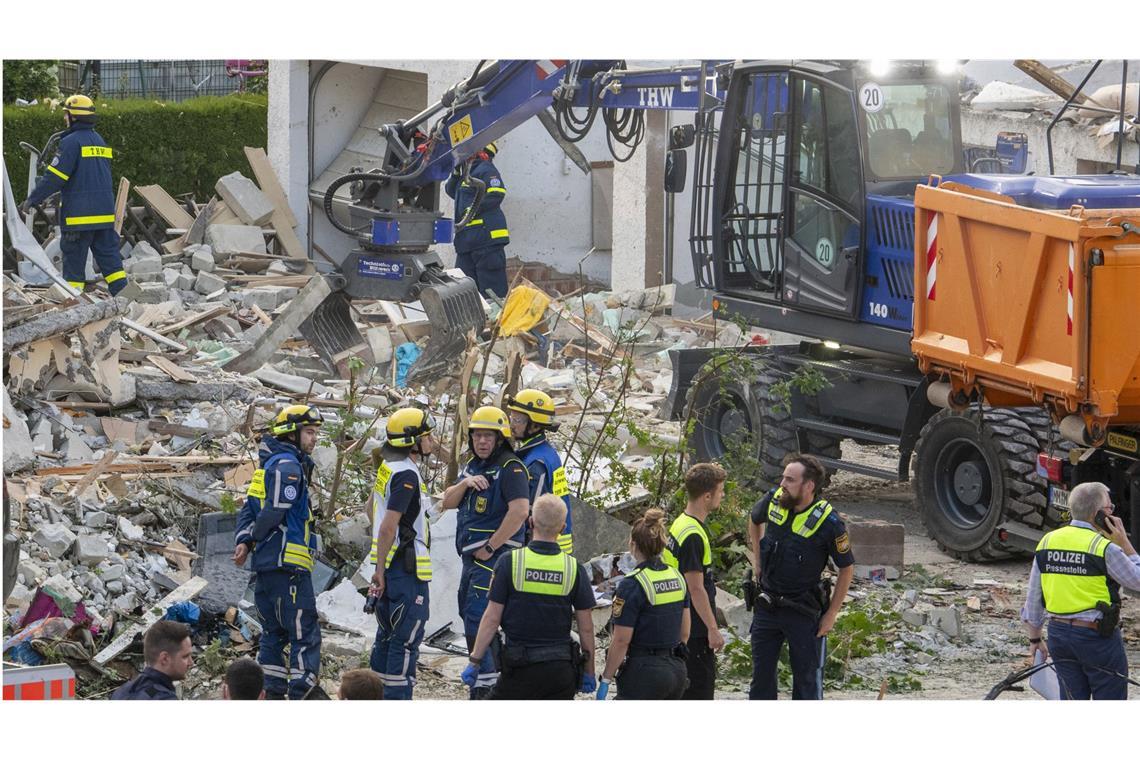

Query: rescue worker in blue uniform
233 404 324 700
598 507 690 700
366 408 437 699
440 405 530 698
19 95 132 297
444 141 510 299
507 388 573 554
462 494 597 699
663 462 727 699
747 453 855 700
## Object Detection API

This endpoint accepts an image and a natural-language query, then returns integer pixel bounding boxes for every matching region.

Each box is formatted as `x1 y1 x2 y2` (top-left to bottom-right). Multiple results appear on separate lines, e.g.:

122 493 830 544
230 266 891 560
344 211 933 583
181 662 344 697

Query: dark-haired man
747 453 854 700
111 620 192 700
223 657 265 700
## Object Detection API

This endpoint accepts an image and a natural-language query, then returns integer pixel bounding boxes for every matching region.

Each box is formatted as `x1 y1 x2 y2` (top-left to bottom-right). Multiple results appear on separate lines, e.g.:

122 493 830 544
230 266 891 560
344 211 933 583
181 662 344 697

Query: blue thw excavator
265 59 1140 559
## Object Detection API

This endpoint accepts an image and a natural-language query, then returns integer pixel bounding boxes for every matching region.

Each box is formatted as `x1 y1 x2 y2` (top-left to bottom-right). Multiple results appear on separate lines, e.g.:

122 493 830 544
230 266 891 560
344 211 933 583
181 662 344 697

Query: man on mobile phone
1021 482 1140 699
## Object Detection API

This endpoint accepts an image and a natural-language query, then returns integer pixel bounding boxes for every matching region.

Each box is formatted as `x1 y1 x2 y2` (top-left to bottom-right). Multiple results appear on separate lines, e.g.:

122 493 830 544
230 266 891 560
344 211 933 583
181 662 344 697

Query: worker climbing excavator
252 60 723 382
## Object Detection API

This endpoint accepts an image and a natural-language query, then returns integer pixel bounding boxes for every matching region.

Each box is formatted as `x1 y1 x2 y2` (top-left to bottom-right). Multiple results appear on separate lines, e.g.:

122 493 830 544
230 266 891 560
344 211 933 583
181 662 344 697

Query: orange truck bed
911 180 1140 444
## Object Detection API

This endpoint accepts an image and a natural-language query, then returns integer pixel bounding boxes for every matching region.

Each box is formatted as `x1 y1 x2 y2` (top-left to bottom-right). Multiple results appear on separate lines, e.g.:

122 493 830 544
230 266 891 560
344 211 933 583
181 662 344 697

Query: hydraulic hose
322 171 389 236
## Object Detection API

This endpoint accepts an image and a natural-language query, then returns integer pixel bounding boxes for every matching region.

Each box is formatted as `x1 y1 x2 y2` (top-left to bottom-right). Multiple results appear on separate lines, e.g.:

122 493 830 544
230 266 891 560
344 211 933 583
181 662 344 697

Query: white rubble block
311 442 338 476
253 367 330 395
5 582 34 613
190 247 216 273
714 586 751 641
163 268 182 288
316 579 377 637
125 256 162 275
136 283 172 304
97 560 125 582
929 606 962 638
215 172 274 226
194 270 227 295
132 241 162 260
206 224 266 255
2 386 35 474
113 591 139 614
33 524 77 559
118 515 145 542
74 534 112 565
45 573 84 605
62 429 97 465
241 289 278 310
970 81 1063 112
366 326 393 364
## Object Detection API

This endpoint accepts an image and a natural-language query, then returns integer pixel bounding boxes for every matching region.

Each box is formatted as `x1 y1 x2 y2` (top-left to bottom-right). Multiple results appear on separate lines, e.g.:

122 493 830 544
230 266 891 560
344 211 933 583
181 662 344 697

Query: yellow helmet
270 404 324 437
386 407 436 448
468 405 511 438
506 388 556 426
63 94 96 117
483 141 499 157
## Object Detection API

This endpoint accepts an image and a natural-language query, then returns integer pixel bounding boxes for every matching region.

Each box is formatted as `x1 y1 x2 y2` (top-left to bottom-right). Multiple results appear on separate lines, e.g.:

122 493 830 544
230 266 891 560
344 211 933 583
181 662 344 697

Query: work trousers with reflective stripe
458 552 504 698
749 605 826 700
1047 619 1129 700
369 568 430 700
455 243 507 299
255 569 321 700
60 228 127 294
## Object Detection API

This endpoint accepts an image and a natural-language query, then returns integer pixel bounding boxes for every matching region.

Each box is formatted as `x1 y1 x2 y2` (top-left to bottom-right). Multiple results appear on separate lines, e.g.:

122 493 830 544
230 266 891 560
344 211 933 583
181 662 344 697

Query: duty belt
1048 617 1099 631
627 646 676 657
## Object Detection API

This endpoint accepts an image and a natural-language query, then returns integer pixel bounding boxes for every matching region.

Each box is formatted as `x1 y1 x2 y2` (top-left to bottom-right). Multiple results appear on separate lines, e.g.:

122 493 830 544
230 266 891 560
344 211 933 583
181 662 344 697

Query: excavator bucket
407 276 485 382
294 275 484 382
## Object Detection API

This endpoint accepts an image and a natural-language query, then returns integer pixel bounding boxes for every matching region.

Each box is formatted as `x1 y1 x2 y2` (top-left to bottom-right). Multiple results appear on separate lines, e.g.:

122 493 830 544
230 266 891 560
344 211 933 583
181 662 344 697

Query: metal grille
881 257 915 301
869 199 914 255
62 60 263 101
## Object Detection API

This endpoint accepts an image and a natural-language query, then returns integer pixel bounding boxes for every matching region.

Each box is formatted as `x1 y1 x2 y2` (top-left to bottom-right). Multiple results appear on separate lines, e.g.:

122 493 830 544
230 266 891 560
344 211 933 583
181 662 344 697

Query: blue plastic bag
163 601 201 627
395 342 421 388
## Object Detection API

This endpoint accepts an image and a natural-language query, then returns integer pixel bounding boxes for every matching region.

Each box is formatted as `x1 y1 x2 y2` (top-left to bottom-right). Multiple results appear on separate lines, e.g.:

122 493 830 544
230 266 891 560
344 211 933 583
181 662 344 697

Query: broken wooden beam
93 576 208 665
133 184 195 229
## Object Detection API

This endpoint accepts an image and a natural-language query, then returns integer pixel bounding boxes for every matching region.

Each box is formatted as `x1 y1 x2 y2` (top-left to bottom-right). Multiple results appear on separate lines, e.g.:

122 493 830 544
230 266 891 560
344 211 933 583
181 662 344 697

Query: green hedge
4 94 268 202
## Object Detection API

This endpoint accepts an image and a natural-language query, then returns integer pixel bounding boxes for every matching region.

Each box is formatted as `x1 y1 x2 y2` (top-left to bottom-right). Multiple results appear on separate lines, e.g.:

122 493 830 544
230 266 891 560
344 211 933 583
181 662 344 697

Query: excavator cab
690 61 964 351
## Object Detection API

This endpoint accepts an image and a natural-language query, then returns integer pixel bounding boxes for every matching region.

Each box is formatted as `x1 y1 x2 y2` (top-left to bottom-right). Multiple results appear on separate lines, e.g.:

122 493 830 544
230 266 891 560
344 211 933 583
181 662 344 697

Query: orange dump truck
911 179 1140 549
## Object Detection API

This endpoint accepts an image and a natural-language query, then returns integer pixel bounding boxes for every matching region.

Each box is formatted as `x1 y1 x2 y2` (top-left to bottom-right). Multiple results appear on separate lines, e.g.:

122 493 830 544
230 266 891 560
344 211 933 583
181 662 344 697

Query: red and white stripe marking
926 211 939 301
535 60 568 80
2 663 76 700
1067 242 1075 336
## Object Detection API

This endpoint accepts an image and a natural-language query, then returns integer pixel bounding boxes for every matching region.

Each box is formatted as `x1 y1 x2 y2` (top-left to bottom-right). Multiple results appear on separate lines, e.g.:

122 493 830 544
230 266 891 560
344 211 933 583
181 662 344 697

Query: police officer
747 453 854 700
462 494 597 699
1022 481 1140 700
444 141 510 299
662 462 726 699
366 408 437 699
233 404 324 700
110 621 192 700
440 405 530 698
19 95 133 297
598 507 689 700
507 388 573 553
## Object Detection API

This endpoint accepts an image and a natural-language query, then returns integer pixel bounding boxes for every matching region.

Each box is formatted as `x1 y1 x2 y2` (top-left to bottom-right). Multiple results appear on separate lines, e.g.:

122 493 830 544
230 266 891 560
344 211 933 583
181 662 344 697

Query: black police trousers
681 637 716 700
491 659 577 700
616 654 687 700
749 605 826 700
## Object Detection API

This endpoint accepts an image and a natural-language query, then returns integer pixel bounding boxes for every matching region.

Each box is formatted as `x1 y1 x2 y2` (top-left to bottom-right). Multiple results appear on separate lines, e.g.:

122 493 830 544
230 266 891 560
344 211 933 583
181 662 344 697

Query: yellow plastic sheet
498 284 551 337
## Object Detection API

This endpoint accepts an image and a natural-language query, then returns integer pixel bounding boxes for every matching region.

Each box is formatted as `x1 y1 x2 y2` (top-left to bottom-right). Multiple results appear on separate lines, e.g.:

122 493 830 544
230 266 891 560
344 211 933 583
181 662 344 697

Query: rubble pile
4 161 766 692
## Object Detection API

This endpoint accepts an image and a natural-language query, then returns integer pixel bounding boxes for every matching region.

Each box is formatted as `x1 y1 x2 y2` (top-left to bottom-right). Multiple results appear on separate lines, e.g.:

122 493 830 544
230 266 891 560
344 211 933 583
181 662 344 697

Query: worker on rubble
1021 481 1140 700
111 621 192 700
747 453 854 700
18 95 135 298
597 508 690 700
444 141 510 299
365 407 437 700
462 494 597 699
439 405 530 698
507 389 574 554
233 404 324 700
662 462 727 699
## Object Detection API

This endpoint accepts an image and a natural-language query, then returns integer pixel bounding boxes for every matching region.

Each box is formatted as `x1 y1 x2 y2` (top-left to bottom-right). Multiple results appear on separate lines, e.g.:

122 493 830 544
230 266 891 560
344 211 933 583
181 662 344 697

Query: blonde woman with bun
597 508 691 700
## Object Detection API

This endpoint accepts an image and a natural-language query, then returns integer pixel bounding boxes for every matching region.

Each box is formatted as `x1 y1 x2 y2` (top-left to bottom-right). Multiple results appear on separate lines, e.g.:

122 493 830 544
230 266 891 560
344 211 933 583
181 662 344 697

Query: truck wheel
913 407 1044 561
684 356 764 467
1014 406 1072 530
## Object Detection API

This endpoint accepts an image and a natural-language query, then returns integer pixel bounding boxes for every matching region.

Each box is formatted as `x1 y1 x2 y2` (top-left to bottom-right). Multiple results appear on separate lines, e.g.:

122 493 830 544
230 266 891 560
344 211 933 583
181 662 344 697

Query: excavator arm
233 60 725 382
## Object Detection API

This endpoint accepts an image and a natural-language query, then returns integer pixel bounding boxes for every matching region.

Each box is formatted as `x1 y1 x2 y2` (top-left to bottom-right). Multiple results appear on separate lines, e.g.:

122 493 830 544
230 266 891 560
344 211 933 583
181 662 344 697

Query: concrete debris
215 172 275 226
206 224 267 255
32 523 78 559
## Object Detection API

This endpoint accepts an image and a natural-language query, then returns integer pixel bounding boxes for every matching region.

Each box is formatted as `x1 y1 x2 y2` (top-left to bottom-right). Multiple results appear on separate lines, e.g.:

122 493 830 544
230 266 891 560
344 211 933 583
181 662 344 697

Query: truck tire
684 356 765 468
1013 406 1073 530
685 358 839 490
913 407 1046 561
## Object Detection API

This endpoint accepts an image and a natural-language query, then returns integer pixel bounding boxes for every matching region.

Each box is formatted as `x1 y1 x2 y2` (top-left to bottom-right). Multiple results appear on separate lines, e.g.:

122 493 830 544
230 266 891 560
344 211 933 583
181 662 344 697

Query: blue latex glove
461 662 479 688
596 680 610 700
580 673 596 694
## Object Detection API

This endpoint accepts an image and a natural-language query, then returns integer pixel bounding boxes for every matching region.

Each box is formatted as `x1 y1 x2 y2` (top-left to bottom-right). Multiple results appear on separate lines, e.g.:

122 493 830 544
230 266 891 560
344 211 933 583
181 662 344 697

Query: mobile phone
1093 510 1111 532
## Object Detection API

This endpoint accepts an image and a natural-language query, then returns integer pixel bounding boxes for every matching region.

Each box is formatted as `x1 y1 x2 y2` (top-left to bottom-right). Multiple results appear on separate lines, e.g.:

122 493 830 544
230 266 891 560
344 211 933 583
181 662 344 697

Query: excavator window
864 83 955 179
